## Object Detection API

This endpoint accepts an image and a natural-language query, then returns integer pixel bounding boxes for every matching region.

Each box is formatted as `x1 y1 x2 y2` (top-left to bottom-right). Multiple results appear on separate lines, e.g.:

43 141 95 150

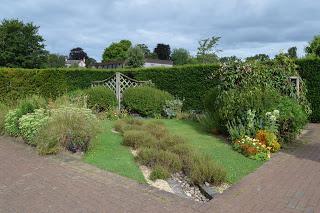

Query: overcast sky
1 0 319 61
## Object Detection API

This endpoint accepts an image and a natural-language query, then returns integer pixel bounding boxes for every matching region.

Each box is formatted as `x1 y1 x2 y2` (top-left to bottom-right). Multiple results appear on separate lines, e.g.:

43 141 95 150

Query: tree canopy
305 35 320 57
196 36 220 64
0 19 47 68
154 44 171 60
288 47 298 59
171 48 190 65
45 53 66 68
246 54 270 62
69 47 88 60
136 44 151 58
126 45 145 68
102 40 132 62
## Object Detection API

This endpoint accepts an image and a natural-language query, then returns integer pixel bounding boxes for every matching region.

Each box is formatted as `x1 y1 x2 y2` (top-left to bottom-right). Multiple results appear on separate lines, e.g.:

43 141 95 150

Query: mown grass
160 119 263 183
85 118 263 184
83 120 145 183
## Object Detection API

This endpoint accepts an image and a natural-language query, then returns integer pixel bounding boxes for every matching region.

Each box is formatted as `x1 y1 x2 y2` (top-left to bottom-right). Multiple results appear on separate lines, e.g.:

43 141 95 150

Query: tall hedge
297 58 320 122
0 65 219 110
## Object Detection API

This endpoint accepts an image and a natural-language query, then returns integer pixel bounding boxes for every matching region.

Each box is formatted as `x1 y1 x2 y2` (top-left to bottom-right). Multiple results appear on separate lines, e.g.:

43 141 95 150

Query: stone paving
1 124 320 213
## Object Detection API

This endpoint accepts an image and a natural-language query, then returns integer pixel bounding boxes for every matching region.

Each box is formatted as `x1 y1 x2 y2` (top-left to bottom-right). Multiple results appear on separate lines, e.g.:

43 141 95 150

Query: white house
91 59 173 69
65 58 86 68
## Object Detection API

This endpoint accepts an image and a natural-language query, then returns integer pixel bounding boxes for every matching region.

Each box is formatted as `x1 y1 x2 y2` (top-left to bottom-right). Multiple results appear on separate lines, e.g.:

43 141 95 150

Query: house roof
93 60 125 66
145 59 173 65
65 59 84 65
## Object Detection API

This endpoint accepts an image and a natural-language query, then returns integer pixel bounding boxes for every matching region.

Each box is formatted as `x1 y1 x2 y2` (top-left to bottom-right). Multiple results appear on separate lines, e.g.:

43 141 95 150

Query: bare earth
1 123 320 213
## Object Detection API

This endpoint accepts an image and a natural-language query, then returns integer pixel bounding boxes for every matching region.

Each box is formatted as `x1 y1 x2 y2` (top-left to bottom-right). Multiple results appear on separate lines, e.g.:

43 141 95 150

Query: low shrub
0 102 9 135
4 109 22 136
19 108 49 145
122 130 157 149
123 86 173 117
85 86 117 112
276 97 308 143
35 106 99 154
149 165 171 181
163 99 183 118
187 154 226 186
136 148 182 173
4 95 46 136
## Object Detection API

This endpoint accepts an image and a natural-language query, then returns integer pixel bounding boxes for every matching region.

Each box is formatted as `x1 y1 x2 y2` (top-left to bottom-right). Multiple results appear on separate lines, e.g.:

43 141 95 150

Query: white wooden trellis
91 72 151 110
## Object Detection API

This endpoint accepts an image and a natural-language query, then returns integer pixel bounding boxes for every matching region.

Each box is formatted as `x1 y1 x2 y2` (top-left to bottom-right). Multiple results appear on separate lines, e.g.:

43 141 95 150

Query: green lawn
84 119 263 184
83 120 145 183
160 119 263 183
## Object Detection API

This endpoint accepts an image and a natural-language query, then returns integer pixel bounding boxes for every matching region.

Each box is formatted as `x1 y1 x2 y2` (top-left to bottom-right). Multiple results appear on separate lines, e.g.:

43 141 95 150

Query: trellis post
115 72 121 111
91 72 151 111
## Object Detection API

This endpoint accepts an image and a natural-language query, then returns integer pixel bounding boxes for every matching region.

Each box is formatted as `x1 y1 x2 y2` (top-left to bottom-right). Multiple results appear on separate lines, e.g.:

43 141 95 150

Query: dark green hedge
297 58 320 122
0 65 219 110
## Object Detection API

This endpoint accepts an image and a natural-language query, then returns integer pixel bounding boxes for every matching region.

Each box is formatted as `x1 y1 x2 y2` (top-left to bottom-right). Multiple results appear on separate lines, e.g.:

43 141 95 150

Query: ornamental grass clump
136 148 182 173
149 165 171 181
117 119 227 185
123 130 157 149
36 106 100 155
187 154 226 186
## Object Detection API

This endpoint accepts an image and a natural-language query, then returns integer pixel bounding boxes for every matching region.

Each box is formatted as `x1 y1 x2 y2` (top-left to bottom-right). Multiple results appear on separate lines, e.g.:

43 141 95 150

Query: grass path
161 119 263 183
83 120 145 183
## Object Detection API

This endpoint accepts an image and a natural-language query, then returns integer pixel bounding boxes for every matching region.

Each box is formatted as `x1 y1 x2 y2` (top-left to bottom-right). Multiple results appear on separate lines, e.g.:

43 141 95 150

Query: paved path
203 123 320 213
0 124 320 213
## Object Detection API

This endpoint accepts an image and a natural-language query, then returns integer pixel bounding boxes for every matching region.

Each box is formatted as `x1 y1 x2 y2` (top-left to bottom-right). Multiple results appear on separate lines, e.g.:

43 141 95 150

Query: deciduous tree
305 35 320 57
102 40 132 62
0 19 47 68
171 48 190 65
69 47 88 60
45 53 66 68
126 45 145 68
196 36 221 64
154 44 171 60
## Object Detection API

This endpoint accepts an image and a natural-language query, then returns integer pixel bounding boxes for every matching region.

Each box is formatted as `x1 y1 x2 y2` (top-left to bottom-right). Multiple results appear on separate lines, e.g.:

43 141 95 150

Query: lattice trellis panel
91 72 151 110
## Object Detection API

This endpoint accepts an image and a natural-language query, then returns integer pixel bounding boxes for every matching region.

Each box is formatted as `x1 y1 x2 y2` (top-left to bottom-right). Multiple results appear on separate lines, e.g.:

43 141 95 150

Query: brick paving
201 123 320 213
0 124 320 213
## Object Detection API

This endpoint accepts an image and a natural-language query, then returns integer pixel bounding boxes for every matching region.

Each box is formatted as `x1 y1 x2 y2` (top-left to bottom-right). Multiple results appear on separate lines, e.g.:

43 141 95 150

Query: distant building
65 58 86 68
144 59 173 67
91 59 173 69
91 60 125 69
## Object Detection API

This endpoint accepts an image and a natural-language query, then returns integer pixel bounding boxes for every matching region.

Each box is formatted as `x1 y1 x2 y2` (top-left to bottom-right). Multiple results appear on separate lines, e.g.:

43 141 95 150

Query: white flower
266 112 272 117
273 110 280 117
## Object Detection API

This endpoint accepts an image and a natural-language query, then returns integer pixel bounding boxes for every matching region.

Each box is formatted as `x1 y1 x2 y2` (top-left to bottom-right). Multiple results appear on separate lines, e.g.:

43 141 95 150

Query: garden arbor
92 72 151 110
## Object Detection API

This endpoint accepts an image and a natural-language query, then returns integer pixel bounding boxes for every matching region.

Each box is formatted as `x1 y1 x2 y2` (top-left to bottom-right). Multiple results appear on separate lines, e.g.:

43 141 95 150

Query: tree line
1 19 320 69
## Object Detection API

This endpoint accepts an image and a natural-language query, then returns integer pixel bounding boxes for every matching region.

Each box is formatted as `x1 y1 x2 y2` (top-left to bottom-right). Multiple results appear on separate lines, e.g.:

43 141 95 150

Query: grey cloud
0 0 319 60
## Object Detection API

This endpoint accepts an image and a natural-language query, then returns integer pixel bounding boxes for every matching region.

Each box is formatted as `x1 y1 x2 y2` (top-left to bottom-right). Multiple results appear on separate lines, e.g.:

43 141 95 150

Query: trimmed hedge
85 86 117 112
297 58 320 122
123 86 173 116
0 65 218 110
